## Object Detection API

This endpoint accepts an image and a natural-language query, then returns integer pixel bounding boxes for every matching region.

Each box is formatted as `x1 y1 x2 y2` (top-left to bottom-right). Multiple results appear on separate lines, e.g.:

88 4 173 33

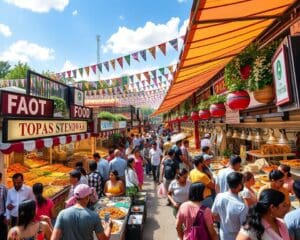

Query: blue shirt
284 208 300 240
109 157 127 177
216 167 234 193
212 192 248 240
97 158 109 181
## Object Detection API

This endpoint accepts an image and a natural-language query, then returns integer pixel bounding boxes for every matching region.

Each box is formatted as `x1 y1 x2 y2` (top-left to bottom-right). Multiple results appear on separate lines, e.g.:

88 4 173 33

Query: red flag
91 64 97 74
67 70 71 78
117 57 123 68
148 47 156 59
158 42 166 56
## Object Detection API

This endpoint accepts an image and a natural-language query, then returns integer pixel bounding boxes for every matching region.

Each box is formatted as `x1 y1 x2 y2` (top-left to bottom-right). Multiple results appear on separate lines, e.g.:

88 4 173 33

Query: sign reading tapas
70 104 92 119
3 119 87 142
0 91 53 117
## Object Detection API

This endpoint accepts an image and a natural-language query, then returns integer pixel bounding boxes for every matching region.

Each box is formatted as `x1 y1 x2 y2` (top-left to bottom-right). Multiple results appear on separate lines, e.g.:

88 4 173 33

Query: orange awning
154 0 296 115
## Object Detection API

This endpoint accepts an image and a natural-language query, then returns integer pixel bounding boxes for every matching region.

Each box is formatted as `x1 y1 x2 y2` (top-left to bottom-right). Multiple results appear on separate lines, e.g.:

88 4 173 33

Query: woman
176 182 218 240
236 189 290 240
168 168 191 216
258 170 291 210
133 147 144 189
240 172 257 207
7 200 52 240
104 170 125 197
125 158 140 197
32 183 55 221
278 164 294 194
75 161 88 185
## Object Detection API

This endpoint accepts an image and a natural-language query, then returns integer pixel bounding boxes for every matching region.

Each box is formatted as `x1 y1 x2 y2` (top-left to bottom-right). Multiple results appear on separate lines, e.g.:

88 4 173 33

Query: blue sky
0 0 192 81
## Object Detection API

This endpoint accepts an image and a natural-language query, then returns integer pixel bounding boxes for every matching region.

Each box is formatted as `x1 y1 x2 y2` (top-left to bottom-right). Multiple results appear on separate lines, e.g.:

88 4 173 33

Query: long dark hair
18 200 36 229
32 183 47 207
176 168 188 180
127 158 135 169
243 189 285 240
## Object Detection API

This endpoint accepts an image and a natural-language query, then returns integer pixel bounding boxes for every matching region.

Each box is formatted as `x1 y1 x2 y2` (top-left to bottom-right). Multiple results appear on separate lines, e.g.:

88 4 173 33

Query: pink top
35 198 54 221
134 156 144 185
177 201 214 240
283 178 294 194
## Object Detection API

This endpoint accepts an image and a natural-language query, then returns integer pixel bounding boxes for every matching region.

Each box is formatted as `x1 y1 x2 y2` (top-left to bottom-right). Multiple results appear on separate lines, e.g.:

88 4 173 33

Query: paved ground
142 175 178 240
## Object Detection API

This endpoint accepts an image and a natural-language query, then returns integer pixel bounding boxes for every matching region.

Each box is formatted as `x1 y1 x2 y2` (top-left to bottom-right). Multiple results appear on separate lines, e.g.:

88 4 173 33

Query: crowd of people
0 127 300 240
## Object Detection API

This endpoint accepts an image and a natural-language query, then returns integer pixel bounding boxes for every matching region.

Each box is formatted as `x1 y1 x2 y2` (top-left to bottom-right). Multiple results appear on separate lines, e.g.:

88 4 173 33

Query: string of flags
56 36 184 79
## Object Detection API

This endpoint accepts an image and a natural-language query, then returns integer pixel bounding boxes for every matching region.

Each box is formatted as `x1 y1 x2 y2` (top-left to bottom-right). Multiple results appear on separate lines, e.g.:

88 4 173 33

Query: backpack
187 205 210 240
164 159 176 180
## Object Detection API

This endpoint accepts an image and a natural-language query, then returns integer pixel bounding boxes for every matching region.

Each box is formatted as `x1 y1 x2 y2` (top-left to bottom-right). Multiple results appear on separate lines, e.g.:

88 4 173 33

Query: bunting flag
97 63 102 73
78 68 83 77
132 52 139 62
84 66 90 76
67 70 71 78
110 59 116 70
140 50 147 61
148 46 156 59
136 73 141 81
158 43 166 55
129 75 134 82
151 70 157 79
169 39 178 51
143 72 150 81
84 82 90 90
104 62 109 71
91 65 97 74
117 57 123 68
124 55 131 66
168 65 174 73
72 70 77 78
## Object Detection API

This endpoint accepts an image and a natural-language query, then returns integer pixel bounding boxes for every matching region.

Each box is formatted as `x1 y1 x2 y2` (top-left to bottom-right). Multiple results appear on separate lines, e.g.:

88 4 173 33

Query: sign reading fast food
0 91 53 117
2 119 87 142
70 104 92 119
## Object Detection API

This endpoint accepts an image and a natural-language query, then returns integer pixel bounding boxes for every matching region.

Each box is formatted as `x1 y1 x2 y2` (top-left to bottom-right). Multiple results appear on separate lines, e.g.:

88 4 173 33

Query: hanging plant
198 100 211 120
209 95 226 118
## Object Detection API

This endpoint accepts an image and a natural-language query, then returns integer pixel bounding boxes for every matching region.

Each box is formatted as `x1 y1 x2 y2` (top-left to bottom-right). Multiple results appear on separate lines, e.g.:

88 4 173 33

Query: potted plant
248 41 279 104
198 100 211 120
239 43 257 80
209 95 226 118
190 105 200 121
51 96 67 117
181 100 190 121
97 111 116 121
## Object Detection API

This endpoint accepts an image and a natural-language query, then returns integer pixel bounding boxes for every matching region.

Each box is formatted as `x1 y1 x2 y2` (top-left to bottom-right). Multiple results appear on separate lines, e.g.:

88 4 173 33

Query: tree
0 61 11 78
5 62 31 79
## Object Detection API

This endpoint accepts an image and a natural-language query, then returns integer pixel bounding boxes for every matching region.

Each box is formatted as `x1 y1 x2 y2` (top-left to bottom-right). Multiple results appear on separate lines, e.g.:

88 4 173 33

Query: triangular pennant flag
140 50 147 61
151 70 157 79
158 42 166 56
129 75 134 82
168 65 174 73
91 64 97 74
84 82 90 90
143 71 150 81
158 68 165 75
181 35 185 41
78 68 83 77
148 46 156 59
84 67 90 76
97 63 102 73
142 80 145 86
72 70 77 78
132 52 139 62
117 57 123 68
67 70 71 78
136 73 141 81
169 38 178 51
164 73 169 79
110 59 116 70
104 62 109 71
124 55 131 66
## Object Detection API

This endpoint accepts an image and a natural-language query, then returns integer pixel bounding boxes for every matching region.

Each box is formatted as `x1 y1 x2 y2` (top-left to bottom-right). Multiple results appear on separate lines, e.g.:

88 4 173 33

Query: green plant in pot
209 95 226 118
248 40 280 104
198 100 210 120
181 100 191 121
51 96 67 117
97 111 116 121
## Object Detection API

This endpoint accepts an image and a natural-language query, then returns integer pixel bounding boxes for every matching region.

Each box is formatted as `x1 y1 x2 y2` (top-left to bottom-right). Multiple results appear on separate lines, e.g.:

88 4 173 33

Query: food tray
98 207 127 220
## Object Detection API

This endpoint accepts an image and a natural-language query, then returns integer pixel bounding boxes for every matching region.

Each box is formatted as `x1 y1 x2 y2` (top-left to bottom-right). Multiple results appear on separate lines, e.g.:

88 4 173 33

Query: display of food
43 186 64 198
280 159 300 169
7 163 29 176
98 207 127 219
261 165 278 173
110 221 122 234
260 144 291 155
24 159 48 168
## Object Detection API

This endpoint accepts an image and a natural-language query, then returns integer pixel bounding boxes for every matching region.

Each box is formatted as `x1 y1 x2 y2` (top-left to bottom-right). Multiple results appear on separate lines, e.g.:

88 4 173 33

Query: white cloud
0 23 12 37
4 0 69 13
0 40 55 62
119 15 125 21
179 19 189 36
103 17 182 54
72 10 78 16
60 60 77 72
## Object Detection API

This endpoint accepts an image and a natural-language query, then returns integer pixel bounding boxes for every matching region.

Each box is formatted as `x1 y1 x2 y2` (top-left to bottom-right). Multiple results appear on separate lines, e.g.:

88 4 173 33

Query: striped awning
154 0 296 115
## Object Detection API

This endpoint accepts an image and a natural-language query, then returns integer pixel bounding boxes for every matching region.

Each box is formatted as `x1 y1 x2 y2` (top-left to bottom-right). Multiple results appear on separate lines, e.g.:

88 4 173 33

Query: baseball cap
74 184 92 199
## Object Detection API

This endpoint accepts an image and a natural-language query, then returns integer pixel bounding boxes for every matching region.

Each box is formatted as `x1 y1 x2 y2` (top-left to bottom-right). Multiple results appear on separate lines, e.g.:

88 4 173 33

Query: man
172 140 188 170
216 155 241 193
212 172 248 240
284 179 300 240
201 133 211 148
181 139 192 170
6 173 35 227
51 184 112 240
109 149 127 181
88 161 102 197
93 152 109 183
163 136 172 155
0 172 7 240
106 148 115 162
149 142 163 182
189 155 215 208
67 169 81 199
142 139 151 175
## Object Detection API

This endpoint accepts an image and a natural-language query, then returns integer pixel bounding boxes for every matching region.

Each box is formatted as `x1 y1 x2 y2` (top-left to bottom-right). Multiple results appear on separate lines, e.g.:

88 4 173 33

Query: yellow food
99 207 126 219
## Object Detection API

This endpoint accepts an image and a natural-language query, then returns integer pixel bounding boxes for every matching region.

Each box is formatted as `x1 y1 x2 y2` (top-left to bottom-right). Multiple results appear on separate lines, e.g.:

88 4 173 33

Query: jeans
0 214 7 240
151 165 160 182
145 158 151 174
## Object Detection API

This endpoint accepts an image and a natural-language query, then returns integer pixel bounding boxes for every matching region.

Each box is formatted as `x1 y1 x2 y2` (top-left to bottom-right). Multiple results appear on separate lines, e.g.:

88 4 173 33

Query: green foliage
108 133 122 148
5 62 31 79
198 100 210 110
114 114 128 121
183 99 191 114
221 149 232 158
98 111 116 121
248 40 280 91
50 96 67 113
0 61 11 78
209 95 226 104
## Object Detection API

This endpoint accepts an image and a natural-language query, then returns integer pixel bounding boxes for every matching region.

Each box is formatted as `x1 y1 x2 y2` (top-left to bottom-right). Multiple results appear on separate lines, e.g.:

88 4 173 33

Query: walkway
142 175 178 240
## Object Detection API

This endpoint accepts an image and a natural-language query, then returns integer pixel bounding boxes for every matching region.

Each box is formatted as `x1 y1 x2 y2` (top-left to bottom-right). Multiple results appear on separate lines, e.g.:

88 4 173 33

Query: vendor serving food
104 170 125 197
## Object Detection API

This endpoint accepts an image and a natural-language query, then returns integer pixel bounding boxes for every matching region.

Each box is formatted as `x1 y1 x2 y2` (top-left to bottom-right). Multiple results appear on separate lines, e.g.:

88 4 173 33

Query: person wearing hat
201 133 211 148
51 184 112 240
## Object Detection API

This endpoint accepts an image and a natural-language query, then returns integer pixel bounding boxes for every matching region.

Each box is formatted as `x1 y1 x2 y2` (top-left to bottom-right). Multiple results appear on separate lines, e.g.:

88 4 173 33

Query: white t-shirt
240 187 257 204
201 138 211 148
149 148 162 166
168 180 191 204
